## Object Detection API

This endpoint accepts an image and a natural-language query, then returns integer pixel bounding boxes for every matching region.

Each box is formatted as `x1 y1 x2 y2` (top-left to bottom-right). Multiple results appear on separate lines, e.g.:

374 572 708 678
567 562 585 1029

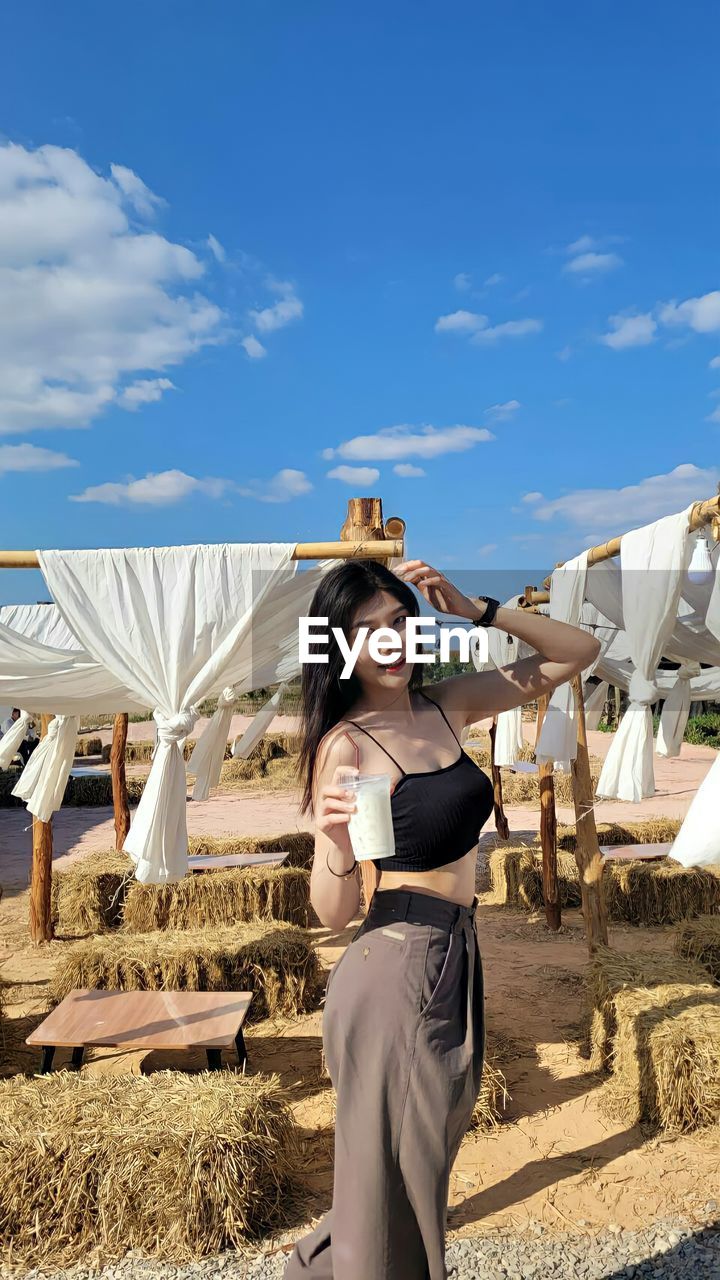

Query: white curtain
0 615 148 715
669 754 720 869
0 710 33 768
656 659 702 757
39 544 297 884
186 685 239 802
535 551 590 772
11 714 79 822
232 680 290 759
584 680 609 731
596 505 694 802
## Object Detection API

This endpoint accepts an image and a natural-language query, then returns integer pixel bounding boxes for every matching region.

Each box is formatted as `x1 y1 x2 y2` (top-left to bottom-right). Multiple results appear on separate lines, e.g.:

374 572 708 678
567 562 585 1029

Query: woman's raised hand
393 559 478 620
315 764 359 841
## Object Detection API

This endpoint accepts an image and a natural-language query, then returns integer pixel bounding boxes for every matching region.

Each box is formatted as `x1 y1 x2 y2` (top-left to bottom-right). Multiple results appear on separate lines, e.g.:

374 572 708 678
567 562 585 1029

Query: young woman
284 557 600 1280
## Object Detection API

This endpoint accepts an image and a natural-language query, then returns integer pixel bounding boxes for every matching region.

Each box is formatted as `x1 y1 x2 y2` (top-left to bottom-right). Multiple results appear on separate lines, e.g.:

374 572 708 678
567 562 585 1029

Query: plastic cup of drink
337 771 396 862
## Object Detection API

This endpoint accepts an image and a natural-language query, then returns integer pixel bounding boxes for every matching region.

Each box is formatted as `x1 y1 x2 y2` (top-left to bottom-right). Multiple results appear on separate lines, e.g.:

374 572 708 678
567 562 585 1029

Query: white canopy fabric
0 709 33 768
469 601 530 765
535 552 590 772
584 680 609 731
12 714 79 822
596 505 694 802
0 604 81 651
39 543 297 884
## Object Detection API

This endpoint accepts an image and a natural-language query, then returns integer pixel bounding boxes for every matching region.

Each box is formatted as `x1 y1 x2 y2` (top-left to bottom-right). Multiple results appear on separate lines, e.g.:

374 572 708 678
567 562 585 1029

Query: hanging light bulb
687 531 714 585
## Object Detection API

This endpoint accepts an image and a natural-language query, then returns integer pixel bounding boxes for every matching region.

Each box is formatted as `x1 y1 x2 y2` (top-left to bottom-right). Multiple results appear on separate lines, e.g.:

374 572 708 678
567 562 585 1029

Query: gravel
3 1214 719 1280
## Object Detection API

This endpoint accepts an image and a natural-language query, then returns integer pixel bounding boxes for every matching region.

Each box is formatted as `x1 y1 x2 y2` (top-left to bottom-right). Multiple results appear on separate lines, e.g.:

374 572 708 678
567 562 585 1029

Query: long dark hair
297 559 423 814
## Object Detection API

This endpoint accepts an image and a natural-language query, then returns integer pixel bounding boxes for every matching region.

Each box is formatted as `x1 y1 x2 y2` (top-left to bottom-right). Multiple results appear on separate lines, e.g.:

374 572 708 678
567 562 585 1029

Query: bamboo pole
29 714 54 944
535 693 561 931
524 489 720 599
488 718 509 839
0 538 405 570
569 673 608 952
111 713 130 850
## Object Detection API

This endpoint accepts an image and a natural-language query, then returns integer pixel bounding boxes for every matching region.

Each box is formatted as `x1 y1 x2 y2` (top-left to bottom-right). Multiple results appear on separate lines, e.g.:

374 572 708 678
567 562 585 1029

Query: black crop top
343 690 494 873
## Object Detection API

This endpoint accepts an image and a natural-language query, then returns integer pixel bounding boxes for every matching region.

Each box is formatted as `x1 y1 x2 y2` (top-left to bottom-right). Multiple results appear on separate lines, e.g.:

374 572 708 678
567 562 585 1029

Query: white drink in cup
338 771 396 862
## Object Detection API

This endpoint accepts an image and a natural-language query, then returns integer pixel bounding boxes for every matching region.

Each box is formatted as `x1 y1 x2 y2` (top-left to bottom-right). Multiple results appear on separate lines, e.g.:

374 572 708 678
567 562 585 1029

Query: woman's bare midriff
375 847 478 908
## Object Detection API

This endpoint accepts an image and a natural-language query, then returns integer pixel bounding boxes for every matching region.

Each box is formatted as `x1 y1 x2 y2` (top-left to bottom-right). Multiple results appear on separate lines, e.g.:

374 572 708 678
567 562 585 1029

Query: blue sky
1 0 719 606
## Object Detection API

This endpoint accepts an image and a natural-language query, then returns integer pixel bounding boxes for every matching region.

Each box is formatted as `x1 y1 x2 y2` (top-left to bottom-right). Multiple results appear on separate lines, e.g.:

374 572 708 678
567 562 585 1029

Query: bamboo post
339 497 406 912
535 693 561 931
488 718 509 839
569 674 608 951
29 714 54 944
111 713 130 850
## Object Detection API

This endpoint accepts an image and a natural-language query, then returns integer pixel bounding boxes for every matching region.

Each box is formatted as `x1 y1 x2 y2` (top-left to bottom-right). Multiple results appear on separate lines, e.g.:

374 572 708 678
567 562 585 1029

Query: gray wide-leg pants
283 887 486 1280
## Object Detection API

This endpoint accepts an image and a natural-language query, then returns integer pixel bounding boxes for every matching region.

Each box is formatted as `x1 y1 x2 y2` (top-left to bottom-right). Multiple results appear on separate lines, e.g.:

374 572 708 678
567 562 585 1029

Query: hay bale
75 736 102 757
0 1069 302 1266
674 915 720 984
123 865 312 932
503 844 720 926
583 943 711 1069
487 844 535 906
465 740 535 770
188 831 314 870
52 853 132 935
50 923 323 1022
0 766 24 808
594 952 720 1131
557 817 682 851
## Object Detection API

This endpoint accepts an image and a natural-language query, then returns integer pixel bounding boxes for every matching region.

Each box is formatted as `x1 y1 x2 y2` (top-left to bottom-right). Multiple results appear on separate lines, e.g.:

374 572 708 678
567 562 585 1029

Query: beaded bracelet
326 848 358 878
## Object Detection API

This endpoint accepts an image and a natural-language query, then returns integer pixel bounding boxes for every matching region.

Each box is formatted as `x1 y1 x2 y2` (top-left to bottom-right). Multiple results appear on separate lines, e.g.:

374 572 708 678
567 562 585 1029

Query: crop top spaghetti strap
343 689 494 873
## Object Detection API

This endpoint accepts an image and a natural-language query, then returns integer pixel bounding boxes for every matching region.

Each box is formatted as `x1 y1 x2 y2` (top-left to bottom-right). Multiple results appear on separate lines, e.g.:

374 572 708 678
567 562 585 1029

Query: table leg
235 1027 248 1072
206 1048 223 1071
39 1046 55 1074
71 1046 85 1070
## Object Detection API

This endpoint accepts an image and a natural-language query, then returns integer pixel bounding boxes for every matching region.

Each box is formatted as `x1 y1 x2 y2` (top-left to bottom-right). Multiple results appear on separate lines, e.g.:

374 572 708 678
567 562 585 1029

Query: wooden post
339 497 405 913
569 674 608 951
488 718 509 839
535 693 561 931
111 713 130 850
29 714 54 944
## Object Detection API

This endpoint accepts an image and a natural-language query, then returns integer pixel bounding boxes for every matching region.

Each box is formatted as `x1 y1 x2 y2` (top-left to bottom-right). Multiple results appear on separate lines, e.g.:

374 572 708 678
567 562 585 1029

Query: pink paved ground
1 716 716 891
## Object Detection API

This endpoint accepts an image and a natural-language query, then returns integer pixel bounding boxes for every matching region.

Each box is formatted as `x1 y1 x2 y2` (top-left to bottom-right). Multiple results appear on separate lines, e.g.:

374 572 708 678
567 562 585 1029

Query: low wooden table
507 761 539 775
187 851 289 872
27 989 253 1074
600 842 672 862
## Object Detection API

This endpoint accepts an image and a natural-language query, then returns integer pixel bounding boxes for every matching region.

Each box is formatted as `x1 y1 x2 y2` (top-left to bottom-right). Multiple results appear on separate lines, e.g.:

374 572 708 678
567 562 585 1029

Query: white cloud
477 543 498 557
659 291 720 334
484 273 504 287
529 463 718 529
435 309 488 334
0 142 224 436
327 464 381 485
109 164 165 218
117 378 175 410
236 468 312 503
600 312 657 350
564 251 622 276
393 462 426 477
556 345 573 362
324 424 494 462
70 469 231 506
0 442 79 474
241 335 268 360
207 233 226 263
706 406 720 424
521 491 543 504
453 272 471 291
471 318 542 344
566 235 598 255
485 399 521 421
249 281 303 333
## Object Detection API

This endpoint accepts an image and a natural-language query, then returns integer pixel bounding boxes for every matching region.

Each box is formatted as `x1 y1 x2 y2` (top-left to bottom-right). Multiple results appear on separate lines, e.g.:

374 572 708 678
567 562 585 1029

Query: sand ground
1 722 719 1244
